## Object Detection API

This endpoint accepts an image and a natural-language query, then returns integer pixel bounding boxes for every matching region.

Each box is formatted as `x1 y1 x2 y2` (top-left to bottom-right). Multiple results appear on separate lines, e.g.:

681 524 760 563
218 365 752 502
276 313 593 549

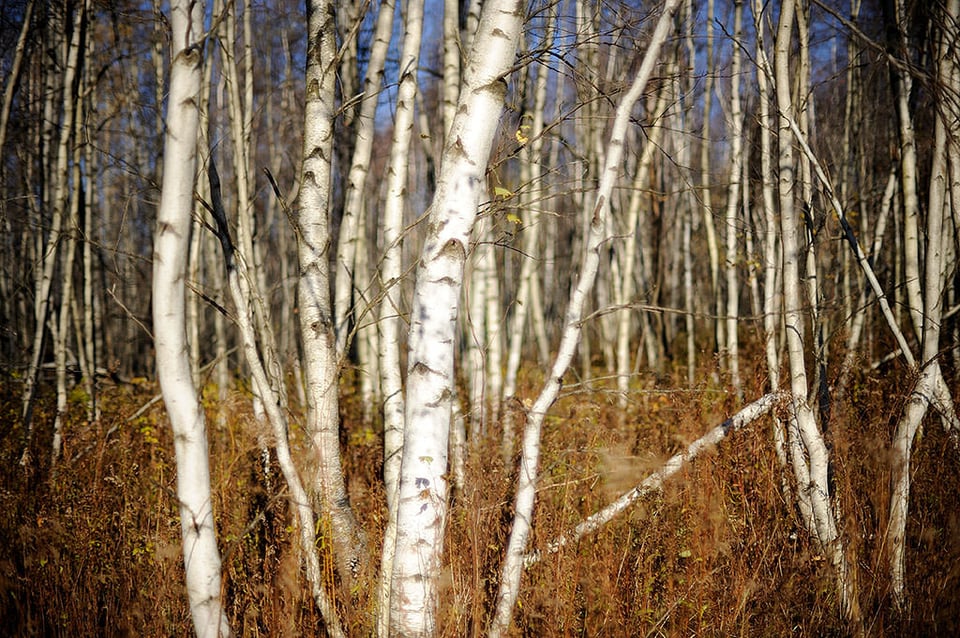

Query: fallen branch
524 392 785 567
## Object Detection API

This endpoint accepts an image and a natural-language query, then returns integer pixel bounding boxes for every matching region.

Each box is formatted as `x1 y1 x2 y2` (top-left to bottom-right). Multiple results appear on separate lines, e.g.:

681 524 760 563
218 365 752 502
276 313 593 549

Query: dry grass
1 352 959 637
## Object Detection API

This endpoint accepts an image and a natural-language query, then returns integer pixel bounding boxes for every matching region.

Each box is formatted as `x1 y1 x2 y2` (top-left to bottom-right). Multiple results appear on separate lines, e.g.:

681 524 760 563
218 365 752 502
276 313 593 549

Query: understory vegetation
2 349 958 637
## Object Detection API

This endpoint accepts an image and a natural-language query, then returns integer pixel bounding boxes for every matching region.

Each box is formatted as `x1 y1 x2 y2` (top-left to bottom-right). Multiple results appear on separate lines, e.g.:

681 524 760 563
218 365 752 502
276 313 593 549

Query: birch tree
773 0 859 625
20 1 86 463
376 0 424 631
888 0 960 607
385 1 525 634
722 0 745 402
298 0 366 582
490 1 683 633
152 1 231 635
334 0 395 361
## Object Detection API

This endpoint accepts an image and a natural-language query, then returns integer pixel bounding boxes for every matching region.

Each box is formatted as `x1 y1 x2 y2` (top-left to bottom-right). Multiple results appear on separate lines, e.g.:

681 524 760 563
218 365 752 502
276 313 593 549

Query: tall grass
1 352 958 636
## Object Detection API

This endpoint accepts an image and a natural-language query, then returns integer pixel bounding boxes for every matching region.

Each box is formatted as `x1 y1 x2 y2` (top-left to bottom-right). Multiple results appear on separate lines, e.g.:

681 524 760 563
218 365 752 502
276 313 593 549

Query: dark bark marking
439 238 465 262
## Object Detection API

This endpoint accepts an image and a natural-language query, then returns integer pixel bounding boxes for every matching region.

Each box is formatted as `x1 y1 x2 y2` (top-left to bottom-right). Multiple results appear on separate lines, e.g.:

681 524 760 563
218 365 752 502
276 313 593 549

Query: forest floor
1 352 959 637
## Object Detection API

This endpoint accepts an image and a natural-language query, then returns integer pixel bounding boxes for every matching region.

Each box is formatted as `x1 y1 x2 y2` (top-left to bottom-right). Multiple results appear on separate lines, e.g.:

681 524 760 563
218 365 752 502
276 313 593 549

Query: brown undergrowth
1 351 958 636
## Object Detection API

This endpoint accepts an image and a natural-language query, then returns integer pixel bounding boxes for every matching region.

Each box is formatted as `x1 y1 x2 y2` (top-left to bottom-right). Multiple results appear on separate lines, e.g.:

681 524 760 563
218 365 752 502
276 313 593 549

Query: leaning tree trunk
152 1 231 635
490 1 683 634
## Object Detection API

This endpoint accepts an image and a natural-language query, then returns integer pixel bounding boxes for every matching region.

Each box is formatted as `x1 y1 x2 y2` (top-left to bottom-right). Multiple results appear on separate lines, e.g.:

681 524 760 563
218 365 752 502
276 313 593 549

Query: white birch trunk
527 392 784 565
616 80 670 407
152 1 231 635
207 161 345 638
465 245 487 435
889 0 959 605
490 2 683 634
681 0 698 386
376 0 424 631
21 2 85 460
701 0 722 362
774 0 858 624
386 2 524 634
335 0 395 355
298 0 366 584
723 0 745 402
53 62 85 466
752 0 792 499
484 231 503 426
441 0 460 141
502 10 556 462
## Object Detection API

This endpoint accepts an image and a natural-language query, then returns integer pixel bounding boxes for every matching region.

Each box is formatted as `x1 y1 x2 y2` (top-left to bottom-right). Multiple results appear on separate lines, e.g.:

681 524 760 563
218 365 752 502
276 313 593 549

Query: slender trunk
752 0 790 489
208 160 345 638
502 10 556 461
152 1 231 634
490 2 683 633
528 392 784 565
0 0 34 161
724 0 745 402
701 0 722 362
774 0 859 625
616 79 670 407
21 3 84 461
889 0 959 605
681 0 697 385
376 0 424 631
335 0 396 355
53 36 87 465
299 0 366 586
887 0 924 342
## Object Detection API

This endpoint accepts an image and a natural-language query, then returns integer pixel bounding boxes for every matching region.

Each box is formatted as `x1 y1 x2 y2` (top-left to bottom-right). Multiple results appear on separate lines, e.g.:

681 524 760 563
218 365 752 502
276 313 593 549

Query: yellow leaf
494 186 513 199
506 212 521 224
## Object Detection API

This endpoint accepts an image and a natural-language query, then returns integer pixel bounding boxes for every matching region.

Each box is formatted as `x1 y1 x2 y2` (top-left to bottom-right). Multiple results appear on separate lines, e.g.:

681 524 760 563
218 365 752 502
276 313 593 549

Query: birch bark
208 160 345 638
334 0 396 356
21 1 85 461
386 2 524 634
723 0 744 401
888 0 959 606
298 0 366 583
774 0 859 625
152 1 231 634
502 7 556 462
376 0 424 631
616 79 670 407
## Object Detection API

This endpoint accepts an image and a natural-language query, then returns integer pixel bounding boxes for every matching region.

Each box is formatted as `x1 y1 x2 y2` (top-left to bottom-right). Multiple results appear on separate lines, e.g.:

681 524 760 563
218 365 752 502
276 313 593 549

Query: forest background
1 0 959 635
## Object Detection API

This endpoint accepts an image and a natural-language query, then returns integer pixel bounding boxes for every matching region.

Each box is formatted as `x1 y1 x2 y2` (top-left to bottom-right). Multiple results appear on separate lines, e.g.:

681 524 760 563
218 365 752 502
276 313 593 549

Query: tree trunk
334 0 395 356
298 0 366 588
723 0 745 402
889 0 959 605
152 1 231 634
774 0 859 625
376 0 423 631
21 1 85 463
386 2 524 634
490 2 683 633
